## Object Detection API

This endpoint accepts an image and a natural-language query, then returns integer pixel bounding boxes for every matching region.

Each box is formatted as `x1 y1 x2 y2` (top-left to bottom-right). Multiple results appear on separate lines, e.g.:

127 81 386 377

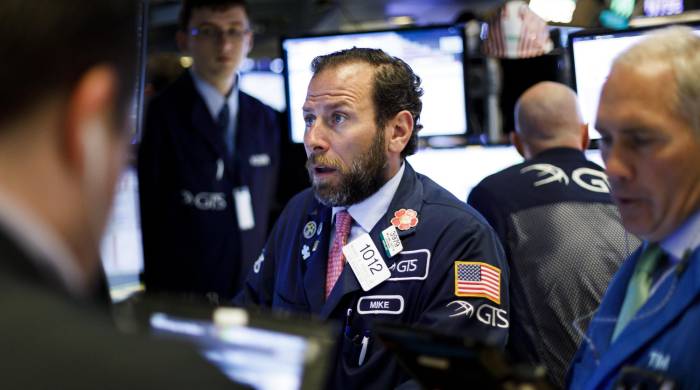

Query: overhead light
529 0 577 23
388 15 414 26
644 0 683 16
270 58 284 74
610 0 636 17
179 56 193 68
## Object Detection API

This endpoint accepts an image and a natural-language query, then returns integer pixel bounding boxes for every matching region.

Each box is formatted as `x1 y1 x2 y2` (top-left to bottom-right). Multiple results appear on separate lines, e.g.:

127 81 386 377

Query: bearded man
235 47 509 389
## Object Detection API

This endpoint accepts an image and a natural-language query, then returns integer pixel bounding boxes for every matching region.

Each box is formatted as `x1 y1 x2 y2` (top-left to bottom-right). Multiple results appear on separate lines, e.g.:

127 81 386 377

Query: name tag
388 249 431 281
233 186 255 231
249 153 270 167
343 234 391 291
357 295 404 315
380 225 403 258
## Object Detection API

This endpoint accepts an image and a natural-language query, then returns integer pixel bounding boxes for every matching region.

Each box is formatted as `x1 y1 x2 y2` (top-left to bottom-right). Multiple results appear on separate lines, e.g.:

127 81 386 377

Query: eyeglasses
189 25 251 41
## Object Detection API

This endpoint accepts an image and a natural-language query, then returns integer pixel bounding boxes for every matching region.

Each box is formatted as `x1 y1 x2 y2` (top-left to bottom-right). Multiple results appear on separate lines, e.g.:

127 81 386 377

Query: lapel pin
303 221 317 239
390 208 419 231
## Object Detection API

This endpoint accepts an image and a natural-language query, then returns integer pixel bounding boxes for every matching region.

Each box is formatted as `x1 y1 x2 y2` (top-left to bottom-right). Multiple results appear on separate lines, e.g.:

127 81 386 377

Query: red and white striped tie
325 210 352 299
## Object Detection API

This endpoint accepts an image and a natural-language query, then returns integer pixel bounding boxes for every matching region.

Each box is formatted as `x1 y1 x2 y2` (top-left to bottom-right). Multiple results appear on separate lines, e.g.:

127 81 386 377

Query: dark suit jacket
237 163 510 389
138 72 281 301
0 229 242 389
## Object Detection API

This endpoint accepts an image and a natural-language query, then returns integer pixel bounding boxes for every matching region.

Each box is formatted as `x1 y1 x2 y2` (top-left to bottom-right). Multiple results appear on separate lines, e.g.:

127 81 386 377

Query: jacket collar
301 162 425 319
585 245 700 388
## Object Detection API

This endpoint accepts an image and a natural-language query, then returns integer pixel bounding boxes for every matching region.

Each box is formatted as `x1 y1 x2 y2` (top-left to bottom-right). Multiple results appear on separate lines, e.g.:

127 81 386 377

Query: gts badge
181 190 227 211
520 164 610 193
388 249 430 281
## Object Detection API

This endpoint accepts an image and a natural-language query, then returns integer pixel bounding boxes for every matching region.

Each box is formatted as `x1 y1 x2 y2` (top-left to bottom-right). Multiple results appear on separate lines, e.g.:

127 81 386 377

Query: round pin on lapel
303 221 317 239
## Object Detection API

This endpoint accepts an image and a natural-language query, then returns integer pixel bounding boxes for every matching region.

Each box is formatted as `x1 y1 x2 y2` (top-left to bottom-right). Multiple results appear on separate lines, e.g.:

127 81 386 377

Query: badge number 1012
343 233 391 291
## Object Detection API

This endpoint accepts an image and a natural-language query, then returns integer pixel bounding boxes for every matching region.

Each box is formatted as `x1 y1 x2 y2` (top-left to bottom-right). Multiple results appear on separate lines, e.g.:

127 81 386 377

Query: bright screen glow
644 0 683 16
240 71 286 112
283 26 467 143
570 25 700 140
407 145 603 202
100 167 144 301
150 313 311 390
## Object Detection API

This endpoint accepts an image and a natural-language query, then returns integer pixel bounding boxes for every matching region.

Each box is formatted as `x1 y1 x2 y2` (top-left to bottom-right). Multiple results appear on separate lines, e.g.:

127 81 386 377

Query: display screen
149 308 335 390
100 166 144 301
407 145 603 202
240 70 286 112
282 25 468 143
569 23 700 140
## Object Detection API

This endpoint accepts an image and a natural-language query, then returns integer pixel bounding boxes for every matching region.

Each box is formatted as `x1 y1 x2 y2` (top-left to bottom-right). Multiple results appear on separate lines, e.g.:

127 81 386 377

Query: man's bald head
513 81 588 159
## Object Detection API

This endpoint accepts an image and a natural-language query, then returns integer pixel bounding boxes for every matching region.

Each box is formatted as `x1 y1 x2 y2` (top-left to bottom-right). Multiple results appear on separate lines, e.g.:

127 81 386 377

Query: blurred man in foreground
0 1 242 388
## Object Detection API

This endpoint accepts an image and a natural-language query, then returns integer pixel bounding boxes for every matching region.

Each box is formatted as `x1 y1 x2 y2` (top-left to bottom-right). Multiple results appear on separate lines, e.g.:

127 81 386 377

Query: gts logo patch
181 190 227 210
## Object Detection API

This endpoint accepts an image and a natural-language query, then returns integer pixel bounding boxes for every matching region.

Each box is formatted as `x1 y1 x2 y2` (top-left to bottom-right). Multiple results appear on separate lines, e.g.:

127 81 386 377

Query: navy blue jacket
468 148 638 388
236 163 509 389
138 72 280 301
468 148 617 250
568 245 700 389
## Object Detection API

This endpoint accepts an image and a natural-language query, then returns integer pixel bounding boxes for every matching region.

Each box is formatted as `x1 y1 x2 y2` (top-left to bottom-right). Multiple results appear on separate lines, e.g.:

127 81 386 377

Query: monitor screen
100 166 144 301
240 70 287 112
149 307 336 390
407 145 603 202
282 25 468 143
568 23 700 141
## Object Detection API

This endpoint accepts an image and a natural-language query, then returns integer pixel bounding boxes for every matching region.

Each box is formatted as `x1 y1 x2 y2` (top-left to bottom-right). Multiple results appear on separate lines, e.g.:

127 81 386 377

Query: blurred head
512 81 588 159
0 0 138 278
596 26 700 242
177 0 252 88
302 48 423 206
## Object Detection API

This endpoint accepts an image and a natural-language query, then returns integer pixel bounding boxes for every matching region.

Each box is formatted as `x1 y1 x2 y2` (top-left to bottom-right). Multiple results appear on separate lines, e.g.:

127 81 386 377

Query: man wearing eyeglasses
138 0 281 303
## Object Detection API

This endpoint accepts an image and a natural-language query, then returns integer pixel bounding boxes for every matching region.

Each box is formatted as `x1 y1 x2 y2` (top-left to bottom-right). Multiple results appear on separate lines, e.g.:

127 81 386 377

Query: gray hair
614 26 700 135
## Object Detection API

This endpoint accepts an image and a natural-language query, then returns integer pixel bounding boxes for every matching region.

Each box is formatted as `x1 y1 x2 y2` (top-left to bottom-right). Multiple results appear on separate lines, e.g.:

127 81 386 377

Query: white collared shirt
650 209 700 295
191 70 240 152
0 188 89 297
331 162 406 243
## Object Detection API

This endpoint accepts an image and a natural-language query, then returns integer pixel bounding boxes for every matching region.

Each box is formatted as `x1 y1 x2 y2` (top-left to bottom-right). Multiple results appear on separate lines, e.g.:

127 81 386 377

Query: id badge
380 225 403 258
233 186 255 231
343 233 391 291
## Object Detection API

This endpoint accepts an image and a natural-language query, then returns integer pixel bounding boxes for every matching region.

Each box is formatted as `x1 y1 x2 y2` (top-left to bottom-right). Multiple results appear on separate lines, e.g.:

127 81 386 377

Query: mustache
306 153 344 171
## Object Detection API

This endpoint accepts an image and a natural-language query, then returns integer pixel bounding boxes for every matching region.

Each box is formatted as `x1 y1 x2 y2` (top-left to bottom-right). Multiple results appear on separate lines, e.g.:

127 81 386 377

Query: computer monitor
147 306 337 390
408 146 523 202
240 70 286 112
282 25 468 143
568 22 700 141
100 166 144 301
407 145 603 202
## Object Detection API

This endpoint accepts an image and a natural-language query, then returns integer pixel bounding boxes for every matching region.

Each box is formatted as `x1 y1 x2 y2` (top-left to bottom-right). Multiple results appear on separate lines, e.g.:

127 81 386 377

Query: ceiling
147 0 506 57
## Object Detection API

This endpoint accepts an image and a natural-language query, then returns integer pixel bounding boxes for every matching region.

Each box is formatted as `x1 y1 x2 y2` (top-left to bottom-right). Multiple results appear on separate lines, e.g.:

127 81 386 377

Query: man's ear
510 131 525 158
387 110 413 155
62 65 117 174
581 123 590 150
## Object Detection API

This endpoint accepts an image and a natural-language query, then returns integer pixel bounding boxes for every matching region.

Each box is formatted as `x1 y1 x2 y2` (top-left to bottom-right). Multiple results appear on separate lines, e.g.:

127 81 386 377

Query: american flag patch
454 261 501 304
